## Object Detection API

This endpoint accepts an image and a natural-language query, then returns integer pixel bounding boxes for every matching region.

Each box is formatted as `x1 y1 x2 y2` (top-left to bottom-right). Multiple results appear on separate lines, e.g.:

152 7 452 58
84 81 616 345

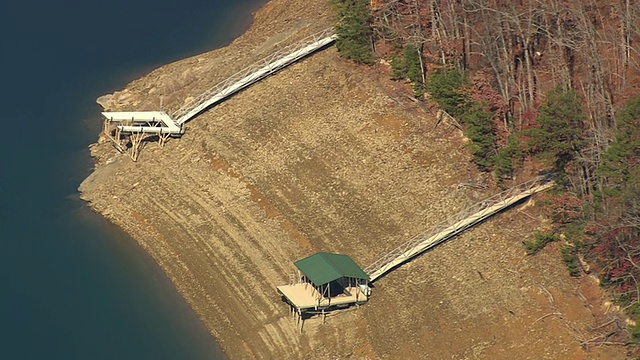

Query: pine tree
464 102 497 170
390 44 426 96
494 135 522 184
333 0 374 64
403 44 425 96
425 68 497 170
426 68 468 118
526 87 586 173
389 53 406 80
598 96 640 190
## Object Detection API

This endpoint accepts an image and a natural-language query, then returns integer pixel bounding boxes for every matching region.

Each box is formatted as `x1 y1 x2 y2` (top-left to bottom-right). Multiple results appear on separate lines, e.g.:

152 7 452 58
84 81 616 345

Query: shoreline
79 0 632 359
81 1 340 357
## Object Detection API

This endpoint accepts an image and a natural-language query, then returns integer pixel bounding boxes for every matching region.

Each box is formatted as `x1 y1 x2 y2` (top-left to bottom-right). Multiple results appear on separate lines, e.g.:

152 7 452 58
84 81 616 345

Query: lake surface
0 0 264 358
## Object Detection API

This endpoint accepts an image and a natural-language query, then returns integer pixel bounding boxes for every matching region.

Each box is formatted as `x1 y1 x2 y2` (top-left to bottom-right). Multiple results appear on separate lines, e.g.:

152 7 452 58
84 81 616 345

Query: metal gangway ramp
102 28 336 139
172 28 337 126
365 178 555 282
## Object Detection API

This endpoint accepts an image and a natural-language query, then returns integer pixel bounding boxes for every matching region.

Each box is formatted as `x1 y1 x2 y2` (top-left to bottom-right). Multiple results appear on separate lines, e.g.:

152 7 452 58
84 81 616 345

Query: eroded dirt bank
80 0 632 358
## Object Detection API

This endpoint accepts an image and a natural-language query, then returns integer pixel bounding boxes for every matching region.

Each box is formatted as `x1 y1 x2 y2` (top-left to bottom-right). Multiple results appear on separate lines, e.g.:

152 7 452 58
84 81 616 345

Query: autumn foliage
331 0 640 336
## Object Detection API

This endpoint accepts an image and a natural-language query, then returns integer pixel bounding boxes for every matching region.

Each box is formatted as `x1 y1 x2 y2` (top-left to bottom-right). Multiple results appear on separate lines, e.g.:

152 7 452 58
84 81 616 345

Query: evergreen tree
464 102 497 170
526 87 586 173
390 44 426 96
425 68 497 170
494 135 522 184
426 68 468 118
332 0 374 64
598 96 640 190
389 52 406 80
403 44 425 96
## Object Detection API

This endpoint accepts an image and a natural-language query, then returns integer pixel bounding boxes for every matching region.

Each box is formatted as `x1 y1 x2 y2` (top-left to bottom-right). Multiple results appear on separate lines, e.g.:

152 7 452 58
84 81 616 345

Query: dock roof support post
355 278 359 303
298 308 304 333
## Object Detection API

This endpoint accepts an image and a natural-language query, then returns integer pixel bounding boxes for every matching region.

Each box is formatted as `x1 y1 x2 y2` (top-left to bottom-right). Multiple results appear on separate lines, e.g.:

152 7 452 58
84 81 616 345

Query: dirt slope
80 0 632 358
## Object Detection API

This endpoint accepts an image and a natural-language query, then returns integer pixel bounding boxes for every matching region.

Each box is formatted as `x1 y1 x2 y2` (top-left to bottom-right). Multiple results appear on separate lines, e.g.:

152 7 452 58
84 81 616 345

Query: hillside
80 0 634 358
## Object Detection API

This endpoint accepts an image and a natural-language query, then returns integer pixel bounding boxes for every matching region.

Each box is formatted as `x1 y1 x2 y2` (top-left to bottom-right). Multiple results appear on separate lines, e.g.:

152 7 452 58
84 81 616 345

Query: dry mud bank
80 0 631 358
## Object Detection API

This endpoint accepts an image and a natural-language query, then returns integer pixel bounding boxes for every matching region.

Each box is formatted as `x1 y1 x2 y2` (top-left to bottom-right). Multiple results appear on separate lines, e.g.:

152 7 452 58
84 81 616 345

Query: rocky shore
80 0 630 358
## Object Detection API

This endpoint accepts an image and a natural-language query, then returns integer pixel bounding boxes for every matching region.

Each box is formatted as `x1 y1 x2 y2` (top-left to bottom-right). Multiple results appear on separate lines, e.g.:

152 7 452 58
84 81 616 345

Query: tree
390 43 426 96
464 102 497 170
526 87 586 174
426 68 468 118
404 43 426 96
390 52 406 80
494 135 522 184
425 67 497 170
598 96 640 191
333 0 375 64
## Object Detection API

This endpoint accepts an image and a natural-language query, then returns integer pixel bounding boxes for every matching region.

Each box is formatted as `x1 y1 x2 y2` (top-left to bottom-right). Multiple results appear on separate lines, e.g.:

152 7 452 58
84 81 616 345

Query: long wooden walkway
102 28 336 137
172 28 336 126
365 177 555 282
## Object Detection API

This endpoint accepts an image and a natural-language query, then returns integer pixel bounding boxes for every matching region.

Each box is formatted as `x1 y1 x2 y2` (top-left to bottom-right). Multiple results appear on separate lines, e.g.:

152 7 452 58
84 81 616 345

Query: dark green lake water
0 1 264 358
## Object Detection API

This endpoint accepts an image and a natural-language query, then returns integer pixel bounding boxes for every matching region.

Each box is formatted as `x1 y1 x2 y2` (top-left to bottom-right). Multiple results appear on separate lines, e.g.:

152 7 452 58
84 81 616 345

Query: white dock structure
101 28 336 160
365 177 555 282
102 111 182 134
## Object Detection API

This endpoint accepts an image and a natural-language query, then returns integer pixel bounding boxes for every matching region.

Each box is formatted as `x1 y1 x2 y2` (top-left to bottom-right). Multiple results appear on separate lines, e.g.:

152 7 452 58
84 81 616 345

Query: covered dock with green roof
277 252 370 318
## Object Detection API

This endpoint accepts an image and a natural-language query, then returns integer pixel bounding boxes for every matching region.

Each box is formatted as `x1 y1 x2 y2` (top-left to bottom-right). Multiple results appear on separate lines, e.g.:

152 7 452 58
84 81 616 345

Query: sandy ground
80 0 634 358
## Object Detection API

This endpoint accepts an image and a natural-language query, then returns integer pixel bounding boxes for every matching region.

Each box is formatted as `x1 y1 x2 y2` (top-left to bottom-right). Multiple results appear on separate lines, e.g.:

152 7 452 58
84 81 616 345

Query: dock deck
277 283 368 311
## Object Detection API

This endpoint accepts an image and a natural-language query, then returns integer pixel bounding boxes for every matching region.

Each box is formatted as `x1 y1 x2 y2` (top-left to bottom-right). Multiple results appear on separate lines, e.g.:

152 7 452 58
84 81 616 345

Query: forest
333 0 640 340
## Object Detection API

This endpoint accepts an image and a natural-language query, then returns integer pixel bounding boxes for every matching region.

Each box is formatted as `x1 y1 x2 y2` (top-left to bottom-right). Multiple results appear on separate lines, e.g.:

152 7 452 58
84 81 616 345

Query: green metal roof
294 252 369 286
